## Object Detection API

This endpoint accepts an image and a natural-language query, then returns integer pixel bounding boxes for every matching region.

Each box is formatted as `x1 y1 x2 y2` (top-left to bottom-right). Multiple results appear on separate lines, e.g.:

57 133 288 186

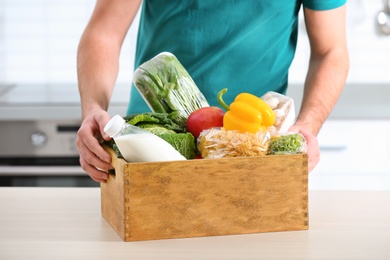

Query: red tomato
186 107 225 139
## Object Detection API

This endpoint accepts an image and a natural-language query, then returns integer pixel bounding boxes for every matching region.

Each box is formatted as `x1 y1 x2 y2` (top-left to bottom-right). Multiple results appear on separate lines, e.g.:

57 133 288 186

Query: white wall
0 0 389 85
0 0 138 85
290 0 390 84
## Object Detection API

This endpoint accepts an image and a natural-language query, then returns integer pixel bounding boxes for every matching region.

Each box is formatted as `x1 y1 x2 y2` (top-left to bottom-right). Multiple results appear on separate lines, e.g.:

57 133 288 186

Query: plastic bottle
104 115 186 162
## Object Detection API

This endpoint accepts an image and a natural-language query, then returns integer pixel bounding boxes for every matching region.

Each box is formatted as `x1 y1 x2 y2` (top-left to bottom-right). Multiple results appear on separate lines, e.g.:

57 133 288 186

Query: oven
0 83 129 187
0 119 98 187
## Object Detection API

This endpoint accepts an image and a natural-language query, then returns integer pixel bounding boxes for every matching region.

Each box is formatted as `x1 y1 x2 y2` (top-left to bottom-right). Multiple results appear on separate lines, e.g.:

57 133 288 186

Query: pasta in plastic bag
198 128 272 159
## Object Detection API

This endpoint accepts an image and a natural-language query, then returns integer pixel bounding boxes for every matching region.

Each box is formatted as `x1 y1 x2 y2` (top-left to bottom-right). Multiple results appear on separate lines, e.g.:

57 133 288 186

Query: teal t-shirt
127 0 346 115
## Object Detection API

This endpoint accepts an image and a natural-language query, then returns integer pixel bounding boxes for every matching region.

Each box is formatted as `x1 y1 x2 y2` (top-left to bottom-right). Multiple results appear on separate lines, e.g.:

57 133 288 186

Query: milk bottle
104 115 186 162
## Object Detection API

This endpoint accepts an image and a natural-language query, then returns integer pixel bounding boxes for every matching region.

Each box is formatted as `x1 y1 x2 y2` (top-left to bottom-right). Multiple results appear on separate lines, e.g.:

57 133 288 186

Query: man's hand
76 110 113 183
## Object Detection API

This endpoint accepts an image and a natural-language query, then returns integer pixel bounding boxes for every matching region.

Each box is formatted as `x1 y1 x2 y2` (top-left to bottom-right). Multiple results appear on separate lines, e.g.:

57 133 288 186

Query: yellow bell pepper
217 88 275 133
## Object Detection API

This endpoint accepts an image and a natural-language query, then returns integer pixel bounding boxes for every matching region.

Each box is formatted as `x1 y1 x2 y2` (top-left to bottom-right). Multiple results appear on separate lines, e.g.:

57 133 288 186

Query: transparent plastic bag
197 128 271 159
267 132 307 155
133 52 210 127
261 91 295 133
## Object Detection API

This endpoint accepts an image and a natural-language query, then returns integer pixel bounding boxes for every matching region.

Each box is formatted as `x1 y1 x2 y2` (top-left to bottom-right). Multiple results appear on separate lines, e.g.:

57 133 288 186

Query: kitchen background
0 0 389 189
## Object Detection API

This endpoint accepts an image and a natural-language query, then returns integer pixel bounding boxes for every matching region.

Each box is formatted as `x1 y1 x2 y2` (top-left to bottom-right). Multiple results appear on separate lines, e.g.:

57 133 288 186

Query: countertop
1 83 389 121
0 188 389 260
0 84 130 121
287 83 390 119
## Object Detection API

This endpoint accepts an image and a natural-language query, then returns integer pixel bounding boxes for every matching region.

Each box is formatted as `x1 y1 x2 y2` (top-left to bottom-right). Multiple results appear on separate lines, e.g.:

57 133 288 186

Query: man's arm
290 5 349 172
76 0 142 182
295 5 349 135
77 0 142 119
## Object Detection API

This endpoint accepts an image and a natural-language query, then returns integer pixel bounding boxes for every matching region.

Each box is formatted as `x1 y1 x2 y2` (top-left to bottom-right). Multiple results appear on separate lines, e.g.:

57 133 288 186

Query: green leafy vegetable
133 52 209 127
153 132 195 160
124 112 185 133
267 133 305 155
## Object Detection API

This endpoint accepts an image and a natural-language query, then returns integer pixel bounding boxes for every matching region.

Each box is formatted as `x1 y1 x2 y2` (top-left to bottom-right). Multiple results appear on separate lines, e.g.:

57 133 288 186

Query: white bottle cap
104 115 126 137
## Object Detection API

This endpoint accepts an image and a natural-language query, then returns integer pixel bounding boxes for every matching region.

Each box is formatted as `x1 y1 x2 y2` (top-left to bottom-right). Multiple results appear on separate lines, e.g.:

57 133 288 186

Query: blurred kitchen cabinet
310 120 390 190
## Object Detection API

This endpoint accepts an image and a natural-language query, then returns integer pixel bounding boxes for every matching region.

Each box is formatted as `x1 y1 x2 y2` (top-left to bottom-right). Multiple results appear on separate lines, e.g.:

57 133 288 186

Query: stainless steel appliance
0 83 129 186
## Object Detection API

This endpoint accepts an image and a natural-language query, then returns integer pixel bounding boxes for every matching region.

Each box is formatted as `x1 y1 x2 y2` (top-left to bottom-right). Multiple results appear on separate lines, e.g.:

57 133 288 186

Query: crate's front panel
123 155 308 241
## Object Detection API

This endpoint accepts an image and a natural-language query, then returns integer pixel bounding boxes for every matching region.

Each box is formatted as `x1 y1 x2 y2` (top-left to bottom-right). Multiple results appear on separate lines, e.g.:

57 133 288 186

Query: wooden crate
101 147 309 242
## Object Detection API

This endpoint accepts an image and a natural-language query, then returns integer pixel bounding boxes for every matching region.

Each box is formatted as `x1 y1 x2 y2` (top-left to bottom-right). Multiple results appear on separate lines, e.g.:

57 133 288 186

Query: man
76 0 349 183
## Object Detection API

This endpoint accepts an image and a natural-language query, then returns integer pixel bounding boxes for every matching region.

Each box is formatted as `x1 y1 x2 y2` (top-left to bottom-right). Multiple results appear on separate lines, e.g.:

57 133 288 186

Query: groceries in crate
104 52 306 162
196 90 306 159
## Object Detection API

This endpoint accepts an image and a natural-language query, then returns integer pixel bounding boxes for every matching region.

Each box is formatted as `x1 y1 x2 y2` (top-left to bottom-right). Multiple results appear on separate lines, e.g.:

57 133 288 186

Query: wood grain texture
101 147 127 240
101 147 308 242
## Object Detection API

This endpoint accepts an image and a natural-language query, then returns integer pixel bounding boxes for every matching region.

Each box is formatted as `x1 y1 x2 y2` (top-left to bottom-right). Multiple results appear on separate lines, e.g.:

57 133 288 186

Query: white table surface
0 187 389 260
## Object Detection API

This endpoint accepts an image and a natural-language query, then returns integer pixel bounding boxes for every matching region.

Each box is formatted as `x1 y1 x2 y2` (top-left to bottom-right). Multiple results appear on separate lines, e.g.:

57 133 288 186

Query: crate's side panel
101 147 126 240
124 154 308 241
